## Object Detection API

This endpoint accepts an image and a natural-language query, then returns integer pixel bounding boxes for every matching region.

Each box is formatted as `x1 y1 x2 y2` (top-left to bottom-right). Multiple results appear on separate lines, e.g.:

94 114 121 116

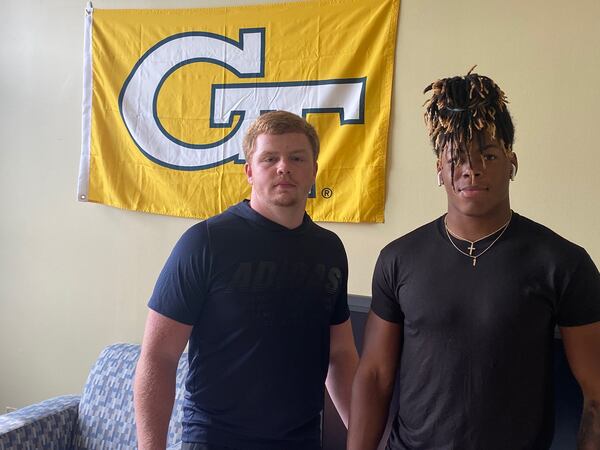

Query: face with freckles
437 131 517 219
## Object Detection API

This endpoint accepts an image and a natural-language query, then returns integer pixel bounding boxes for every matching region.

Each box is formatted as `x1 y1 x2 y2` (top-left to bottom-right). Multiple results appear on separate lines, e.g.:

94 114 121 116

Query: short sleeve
370 250 404 323
557 250 600 327
148 222 211 325
329 237 350 325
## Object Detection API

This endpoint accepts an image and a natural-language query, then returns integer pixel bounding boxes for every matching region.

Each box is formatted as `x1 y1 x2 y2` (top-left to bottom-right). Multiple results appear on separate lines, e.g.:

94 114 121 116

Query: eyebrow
259 149 311 157
264 148 311 154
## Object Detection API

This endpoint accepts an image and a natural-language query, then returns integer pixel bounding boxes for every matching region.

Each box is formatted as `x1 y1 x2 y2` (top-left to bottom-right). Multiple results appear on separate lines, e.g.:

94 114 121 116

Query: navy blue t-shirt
149 201 349 450
372 213 600 450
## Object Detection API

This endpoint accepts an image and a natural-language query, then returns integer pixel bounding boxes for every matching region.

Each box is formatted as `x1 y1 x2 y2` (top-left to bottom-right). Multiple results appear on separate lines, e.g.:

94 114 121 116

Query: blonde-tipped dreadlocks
423 67 514 160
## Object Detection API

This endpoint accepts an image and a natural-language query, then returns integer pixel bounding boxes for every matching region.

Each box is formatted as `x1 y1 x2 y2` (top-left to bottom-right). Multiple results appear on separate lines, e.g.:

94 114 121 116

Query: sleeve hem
148 305 196 326
370 302 403 324
557 317 600 328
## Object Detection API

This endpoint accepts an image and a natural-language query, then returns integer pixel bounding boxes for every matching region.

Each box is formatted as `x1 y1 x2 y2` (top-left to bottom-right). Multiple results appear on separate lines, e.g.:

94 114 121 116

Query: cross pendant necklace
444 212 513 267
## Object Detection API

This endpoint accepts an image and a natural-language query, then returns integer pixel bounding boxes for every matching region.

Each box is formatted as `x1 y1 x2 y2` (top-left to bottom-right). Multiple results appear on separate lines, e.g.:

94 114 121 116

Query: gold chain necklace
444 212 513 267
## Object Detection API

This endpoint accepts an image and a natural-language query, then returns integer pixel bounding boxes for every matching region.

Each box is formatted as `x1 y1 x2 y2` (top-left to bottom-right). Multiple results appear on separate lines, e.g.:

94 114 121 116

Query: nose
457 157 483 180
461 165 482 178
456 157 483 184
276 159 291 174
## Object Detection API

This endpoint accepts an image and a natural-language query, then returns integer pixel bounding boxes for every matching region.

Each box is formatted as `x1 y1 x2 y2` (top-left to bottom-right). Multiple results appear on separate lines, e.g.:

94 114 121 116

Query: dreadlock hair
423 68 515 165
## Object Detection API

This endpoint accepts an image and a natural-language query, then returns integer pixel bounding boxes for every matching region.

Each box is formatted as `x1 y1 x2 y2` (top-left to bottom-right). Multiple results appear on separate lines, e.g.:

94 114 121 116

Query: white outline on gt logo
119 28 366 170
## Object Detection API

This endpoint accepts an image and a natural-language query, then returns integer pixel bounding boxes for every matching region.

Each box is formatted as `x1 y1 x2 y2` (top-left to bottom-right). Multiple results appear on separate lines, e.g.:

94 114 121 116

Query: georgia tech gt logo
119 28 366 170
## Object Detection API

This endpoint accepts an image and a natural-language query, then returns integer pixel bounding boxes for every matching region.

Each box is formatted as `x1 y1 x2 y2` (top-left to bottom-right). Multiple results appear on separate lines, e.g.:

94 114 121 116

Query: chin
457 204 504 218
271 196 300 208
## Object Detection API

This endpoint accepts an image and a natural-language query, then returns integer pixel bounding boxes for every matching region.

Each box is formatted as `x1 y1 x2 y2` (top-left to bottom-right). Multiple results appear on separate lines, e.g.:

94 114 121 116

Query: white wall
1 0 599 410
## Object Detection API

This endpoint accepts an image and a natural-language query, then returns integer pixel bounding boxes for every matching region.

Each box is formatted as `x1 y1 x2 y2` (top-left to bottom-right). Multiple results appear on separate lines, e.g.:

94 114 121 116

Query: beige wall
1 0 599 410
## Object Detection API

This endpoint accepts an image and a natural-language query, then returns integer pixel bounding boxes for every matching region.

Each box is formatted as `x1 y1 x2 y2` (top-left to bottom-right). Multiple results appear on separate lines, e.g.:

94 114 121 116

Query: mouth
457 185 488 197
274 182 296 189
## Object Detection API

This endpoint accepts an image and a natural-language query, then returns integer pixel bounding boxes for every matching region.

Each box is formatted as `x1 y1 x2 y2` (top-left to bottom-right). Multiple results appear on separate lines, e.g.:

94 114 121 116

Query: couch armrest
166 443 182 450
0 395 80 450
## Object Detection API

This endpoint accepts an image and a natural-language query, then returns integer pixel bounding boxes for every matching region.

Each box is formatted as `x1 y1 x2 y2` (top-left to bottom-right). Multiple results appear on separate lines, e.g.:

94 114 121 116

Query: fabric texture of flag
78 0 400 222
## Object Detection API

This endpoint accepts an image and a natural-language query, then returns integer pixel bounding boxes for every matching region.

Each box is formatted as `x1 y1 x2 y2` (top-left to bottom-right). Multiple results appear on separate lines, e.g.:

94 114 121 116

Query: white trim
77 3 93 202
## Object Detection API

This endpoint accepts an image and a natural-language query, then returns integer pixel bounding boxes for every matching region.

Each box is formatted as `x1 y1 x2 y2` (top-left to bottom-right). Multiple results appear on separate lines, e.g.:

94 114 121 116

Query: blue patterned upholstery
0 343 188 450
0 395 80 450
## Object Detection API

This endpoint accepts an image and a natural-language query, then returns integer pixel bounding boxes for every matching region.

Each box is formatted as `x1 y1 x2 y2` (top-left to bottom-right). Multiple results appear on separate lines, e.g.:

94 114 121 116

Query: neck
248 199 306 229
445 207 512 242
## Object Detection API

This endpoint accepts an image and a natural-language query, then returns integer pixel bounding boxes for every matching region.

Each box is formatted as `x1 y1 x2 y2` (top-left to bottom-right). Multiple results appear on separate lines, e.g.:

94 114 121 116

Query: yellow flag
78 0 399 222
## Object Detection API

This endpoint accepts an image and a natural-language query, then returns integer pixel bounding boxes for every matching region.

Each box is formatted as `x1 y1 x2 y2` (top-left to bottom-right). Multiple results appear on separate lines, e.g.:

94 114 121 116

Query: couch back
72 343 188 450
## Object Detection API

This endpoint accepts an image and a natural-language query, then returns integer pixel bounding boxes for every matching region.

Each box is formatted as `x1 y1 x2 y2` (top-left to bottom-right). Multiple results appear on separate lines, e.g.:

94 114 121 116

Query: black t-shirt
372 213 600 450
149 201 349 450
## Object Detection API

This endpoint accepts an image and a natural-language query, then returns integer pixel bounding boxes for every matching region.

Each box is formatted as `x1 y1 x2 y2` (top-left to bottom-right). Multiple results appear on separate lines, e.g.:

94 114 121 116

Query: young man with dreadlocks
347 71 600 450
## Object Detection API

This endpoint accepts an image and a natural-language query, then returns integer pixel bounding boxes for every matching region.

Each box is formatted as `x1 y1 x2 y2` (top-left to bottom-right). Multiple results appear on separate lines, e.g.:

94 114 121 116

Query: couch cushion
73 343 187 450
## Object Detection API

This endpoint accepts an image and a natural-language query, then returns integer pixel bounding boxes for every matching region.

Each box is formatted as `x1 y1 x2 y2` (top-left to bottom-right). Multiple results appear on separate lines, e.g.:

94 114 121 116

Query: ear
509 152 518 177
244 162 253 184
313 161 318 180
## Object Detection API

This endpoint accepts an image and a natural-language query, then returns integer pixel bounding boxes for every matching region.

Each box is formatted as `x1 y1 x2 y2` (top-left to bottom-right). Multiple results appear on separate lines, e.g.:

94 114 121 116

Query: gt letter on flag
78 0 399 222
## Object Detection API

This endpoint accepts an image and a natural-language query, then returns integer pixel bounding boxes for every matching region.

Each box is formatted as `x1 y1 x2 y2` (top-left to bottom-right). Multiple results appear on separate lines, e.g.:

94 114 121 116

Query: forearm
326 347 359 428
347 367 394 450
134 354 178 450
577 398 600 450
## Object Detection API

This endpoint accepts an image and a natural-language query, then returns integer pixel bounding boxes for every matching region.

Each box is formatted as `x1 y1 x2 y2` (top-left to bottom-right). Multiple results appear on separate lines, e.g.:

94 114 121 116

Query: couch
0 343 188 450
